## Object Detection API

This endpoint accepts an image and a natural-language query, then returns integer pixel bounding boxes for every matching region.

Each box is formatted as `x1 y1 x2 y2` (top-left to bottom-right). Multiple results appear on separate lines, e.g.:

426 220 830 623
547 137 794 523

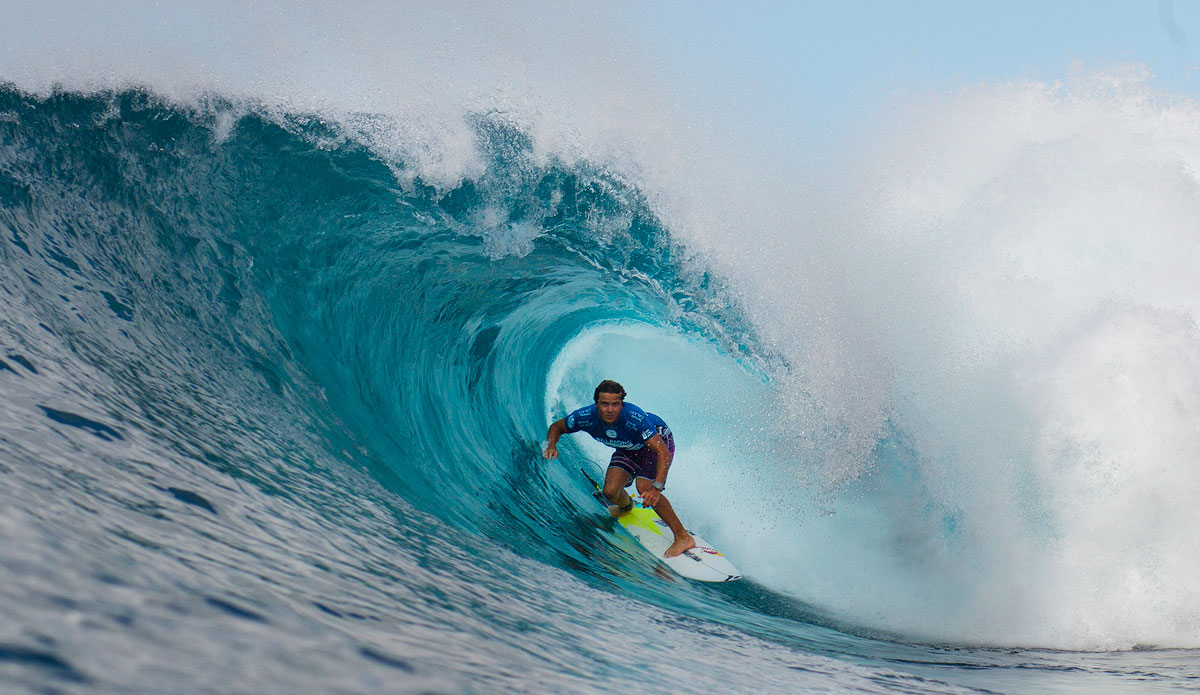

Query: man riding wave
543 380 696 558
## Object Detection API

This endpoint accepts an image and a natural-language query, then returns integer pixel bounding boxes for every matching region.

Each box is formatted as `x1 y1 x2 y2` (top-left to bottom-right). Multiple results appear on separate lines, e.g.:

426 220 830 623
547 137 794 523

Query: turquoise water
1 87 1197 694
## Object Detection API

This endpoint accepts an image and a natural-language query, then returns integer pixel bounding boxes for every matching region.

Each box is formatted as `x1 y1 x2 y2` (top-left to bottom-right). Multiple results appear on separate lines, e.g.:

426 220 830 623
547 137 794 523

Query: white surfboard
588 480 741 583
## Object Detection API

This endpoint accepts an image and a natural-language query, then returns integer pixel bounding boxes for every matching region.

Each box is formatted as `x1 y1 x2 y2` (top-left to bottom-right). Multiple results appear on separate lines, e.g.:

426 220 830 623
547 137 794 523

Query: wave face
2 85 1199 694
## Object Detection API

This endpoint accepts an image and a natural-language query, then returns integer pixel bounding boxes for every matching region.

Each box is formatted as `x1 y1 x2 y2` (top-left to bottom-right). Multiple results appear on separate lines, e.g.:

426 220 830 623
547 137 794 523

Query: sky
636 2 1200 95
619 2 1200 152
6 2 1198 104
4 1 1200 178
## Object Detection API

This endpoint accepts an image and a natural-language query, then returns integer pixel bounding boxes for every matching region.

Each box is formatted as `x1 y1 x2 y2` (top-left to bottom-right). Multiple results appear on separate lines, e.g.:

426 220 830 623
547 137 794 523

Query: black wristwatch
652 481 665 491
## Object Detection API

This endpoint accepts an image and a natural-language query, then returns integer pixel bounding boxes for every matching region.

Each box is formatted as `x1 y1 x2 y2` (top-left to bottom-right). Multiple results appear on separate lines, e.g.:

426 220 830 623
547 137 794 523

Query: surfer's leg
634 477 695 558
602 464 634 517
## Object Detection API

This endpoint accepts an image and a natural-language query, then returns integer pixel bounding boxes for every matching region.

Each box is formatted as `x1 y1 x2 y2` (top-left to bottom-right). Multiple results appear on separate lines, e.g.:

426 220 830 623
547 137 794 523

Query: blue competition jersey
563 401 667 450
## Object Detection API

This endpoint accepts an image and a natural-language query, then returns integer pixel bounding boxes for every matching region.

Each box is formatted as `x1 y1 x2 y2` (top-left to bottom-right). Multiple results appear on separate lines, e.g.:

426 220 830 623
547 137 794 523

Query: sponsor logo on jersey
606 429 618 438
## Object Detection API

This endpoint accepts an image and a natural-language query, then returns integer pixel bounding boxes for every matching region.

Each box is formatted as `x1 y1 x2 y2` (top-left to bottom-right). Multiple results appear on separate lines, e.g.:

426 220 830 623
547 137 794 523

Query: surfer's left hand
641 488 661 508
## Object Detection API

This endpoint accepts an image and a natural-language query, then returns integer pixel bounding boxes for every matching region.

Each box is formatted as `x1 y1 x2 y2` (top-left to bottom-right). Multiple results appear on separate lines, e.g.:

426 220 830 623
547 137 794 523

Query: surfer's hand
542 444 558 459
641 488 661 507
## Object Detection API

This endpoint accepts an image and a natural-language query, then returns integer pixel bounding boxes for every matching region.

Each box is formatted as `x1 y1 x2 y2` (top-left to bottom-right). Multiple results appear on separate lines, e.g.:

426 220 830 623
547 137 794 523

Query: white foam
712 72 1200 649
2 2 694 190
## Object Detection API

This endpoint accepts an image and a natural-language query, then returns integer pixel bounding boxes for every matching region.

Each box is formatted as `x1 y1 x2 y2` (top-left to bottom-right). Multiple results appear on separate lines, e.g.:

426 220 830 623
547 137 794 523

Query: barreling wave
4 81 1200 695
0 84 762 576
0 86 833 693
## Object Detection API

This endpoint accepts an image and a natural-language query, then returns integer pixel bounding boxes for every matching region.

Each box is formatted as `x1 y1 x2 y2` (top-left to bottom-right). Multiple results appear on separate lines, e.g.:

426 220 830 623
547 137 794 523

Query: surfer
543 380 696 558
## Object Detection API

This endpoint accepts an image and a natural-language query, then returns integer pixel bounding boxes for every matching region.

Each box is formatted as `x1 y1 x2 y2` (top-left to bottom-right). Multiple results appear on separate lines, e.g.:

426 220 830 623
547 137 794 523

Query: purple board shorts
608 426 674 485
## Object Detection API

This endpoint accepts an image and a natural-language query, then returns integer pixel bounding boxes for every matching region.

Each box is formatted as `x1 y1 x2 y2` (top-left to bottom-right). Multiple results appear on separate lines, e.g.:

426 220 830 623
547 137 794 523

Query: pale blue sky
625 1 1200 150
636 2 1199 92
5 1 1199 174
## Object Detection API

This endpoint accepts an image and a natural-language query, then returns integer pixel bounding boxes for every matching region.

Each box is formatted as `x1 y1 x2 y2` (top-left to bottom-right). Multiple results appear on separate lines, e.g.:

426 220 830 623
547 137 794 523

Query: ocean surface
1 81 1199 694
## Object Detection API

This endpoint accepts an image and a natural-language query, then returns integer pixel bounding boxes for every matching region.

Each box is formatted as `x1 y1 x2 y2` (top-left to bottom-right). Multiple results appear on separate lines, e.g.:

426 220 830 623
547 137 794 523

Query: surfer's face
596 393 624 424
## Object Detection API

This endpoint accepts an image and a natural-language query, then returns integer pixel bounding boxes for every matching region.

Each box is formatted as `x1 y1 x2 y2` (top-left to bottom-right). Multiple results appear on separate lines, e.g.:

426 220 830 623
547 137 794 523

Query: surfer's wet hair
593 380 626 402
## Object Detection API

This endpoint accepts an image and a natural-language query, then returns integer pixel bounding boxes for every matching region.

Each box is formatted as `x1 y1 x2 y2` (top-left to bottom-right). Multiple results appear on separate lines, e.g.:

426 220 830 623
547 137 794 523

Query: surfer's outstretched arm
543 418 567 459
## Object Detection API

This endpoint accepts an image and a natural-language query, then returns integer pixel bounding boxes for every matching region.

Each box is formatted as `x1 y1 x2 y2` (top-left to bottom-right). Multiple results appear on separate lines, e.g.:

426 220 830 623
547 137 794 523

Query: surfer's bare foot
664 533 695 558
607 503 631 517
